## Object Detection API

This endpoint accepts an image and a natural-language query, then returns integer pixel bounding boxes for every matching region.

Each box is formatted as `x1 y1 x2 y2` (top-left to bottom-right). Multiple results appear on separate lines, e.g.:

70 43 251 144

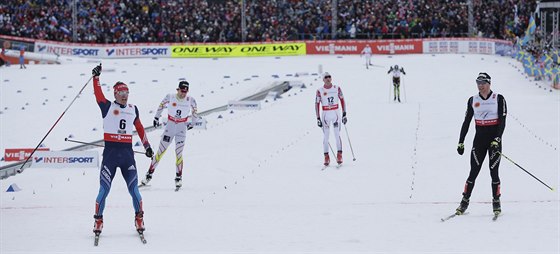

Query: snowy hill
1 54 559 253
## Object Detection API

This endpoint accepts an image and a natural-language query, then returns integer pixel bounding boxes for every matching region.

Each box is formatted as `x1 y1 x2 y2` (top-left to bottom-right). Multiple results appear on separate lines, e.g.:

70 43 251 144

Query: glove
317 117 323 128
187 123 194 130
490 137 501 149
92 64 102 77
342 112 347 125
457 143 465 155
153 117 161 128
145 147 154 158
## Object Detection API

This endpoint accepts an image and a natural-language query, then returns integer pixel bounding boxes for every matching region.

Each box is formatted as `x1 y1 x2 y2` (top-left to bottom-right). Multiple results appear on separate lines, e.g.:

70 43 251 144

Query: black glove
187 123 194 130
145 147 154 158
342 112 347 125
317 117 323 128
490 137 501 150
92 64 102 77
153 117 161 128
457 143 465 155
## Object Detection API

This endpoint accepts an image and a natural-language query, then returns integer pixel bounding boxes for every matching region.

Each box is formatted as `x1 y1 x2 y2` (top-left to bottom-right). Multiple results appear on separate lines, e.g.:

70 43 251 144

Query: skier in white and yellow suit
141 81 197 189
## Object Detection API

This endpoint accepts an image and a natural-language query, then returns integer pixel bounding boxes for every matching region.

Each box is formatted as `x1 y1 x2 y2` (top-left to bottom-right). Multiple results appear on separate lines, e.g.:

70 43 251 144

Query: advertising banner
306 40 423 55
171 43 306 58
4 148 49 162
103 46 170 58
31 151 99 168
35 42 102 57
227 101 262 110
191 117 207 130
34 42 170 58
423 39 497 54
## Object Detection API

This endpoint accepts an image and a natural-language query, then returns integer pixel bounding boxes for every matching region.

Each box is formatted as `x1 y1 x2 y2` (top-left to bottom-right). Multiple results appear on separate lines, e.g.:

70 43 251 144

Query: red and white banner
4 148 49 162
306 40 423 55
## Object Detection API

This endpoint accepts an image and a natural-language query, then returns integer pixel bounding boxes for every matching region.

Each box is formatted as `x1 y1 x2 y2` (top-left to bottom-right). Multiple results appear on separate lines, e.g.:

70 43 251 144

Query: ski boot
336 151 343 165
455 197 469 215
140 171 152 186
323 153 330 166
398 97 401 103
93 215 103 234
135 211 145 233
492 198 501 215
175 175 182 188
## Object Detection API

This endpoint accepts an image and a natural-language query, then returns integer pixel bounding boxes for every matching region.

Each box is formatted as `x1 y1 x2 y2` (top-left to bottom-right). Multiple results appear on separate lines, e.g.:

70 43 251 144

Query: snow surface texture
1 54 559 253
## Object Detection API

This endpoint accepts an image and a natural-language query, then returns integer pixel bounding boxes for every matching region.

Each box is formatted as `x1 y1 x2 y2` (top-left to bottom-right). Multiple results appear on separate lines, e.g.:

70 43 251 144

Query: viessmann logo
4 148 49 161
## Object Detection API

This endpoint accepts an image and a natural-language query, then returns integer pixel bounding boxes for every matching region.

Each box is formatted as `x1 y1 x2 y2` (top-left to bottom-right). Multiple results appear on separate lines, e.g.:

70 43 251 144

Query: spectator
0 0 538 43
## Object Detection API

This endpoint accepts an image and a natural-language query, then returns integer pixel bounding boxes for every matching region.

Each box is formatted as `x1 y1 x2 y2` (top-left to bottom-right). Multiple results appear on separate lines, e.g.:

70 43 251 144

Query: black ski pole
18 76 94 173
65 138 147 155
499 152 555 191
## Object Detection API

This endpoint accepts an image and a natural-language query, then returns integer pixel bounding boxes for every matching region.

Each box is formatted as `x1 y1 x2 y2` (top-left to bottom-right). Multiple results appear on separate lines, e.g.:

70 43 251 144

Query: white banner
191 117 207 130
34 42 170 58
227 100 262 110
31 151 99 168
423 40 495 55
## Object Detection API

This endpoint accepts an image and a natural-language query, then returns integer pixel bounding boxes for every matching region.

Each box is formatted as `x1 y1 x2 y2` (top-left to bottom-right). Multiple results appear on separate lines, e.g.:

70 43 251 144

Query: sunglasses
179 88 188 93
324 76 331 79
476 80 489 85
115 91 129 96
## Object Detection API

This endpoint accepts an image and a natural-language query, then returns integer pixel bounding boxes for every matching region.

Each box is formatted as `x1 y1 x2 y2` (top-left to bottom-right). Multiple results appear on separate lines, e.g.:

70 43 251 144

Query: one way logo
34 157 43 163
106 48 115 56
38 45 46 52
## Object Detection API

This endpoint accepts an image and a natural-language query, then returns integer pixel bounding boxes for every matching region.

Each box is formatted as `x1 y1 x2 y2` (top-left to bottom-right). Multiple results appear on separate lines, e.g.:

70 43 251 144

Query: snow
1 54 559 253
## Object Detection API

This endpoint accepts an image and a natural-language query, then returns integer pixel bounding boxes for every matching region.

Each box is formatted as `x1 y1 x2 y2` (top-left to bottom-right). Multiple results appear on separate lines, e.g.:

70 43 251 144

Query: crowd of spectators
0 0 537 44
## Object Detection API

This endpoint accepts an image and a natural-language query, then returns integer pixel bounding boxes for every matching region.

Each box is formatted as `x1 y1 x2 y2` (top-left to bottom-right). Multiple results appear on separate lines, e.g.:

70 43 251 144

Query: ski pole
344 125 356 161
328 142 336 157
19 76 94 173
499 152 555 191
402 77 407 103
65 138 147 155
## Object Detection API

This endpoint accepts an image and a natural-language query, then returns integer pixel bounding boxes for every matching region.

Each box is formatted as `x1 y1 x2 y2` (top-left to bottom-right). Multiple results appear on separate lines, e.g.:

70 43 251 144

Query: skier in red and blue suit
90 64 154 236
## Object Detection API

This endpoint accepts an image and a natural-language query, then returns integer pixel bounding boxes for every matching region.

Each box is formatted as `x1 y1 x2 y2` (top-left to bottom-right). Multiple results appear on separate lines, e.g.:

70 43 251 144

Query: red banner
306 40 423 55
4 148 50 161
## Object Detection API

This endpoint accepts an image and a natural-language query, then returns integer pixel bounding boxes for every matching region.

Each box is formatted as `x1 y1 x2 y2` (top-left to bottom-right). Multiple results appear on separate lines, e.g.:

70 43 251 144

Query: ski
321 165 329 171
138 231 147 244
94 232 100 246
441 212 468 222
174 186 181 192
336 163 342 169
138 183 150 188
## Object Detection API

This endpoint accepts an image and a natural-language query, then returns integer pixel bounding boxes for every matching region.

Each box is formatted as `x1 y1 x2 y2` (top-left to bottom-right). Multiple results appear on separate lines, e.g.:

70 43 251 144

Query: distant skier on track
140 81 197 191
455 72 507 218
315 72 347 167
361 44 373 69
388 65 406 102
90 64 154 242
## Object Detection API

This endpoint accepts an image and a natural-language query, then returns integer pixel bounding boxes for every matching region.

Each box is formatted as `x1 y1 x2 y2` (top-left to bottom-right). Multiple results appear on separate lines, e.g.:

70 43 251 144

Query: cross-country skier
315 72 347 166
388 64 406 102
141 81 197 190
361 44 373 68
90 64 154 236
456 72 507 216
